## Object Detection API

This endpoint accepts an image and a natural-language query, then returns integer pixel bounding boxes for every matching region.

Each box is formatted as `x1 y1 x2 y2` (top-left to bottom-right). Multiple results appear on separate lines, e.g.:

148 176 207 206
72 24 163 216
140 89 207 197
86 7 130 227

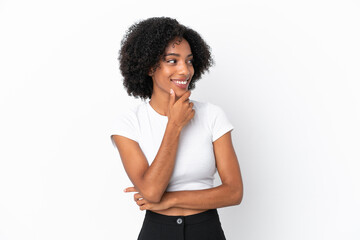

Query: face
149 38 194 98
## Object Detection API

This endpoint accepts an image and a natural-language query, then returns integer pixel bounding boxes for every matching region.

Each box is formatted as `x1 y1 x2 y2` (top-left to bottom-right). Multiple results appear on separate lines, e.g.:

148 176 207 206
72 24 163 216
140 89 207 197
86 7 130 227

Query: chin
174 89 188 95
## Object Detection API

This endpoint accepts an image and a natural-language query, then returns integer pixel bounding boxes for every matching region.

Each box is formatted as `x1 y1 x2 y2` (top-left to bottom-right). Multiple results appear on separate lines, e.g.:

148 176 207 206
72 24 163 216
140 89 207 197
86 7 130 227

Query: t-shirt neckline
146 100 168 119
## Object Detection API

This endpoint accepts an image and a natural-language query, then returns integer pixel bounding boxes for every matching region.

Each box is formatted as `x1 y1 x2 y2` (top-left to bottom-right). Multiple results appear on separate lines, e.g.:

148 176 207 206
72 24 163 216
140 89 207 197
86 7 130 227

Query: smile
171 79 189 89
172 80 187 85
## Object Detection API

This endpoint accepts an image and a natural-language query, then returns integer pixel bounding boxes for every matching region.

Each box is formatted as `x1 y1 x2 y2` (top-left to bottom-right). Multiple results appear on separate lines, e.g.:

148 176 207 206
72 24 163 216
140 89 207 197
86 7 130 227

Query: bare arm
113 90 194 203
166 131 243 209
113 122 181 203
131 131 243 209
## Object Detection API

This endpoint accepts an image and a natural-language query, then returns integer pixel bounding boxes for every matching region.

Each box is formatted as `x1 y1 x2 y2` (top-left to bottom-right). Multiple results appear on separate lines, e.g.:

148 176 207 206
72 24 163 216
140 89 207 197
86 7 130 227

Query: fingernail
123 189 127 192
170 89 174 95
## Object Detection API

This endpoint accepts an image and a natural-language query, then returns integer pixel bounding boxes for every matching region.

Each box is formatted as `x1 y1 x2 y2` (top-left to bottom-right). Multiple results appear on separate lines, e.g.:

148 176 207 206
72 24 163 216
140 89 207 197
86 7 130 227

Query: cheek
155 69 171 79
157 65 172 75
165 68 174 75
190 66 195 76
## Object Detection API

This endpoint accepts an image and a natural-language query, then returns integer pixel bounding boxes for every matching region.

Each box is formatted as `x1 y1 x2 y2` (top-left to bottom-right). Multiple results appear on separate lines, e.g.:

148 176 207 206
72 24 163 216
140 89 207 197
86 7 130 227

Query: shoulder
111 101 148 130
191 100 230 124
190 100 214 110
116 101 146 119
191 100 224 115
110 101 147 146
190 99 207 110
206 101 224 112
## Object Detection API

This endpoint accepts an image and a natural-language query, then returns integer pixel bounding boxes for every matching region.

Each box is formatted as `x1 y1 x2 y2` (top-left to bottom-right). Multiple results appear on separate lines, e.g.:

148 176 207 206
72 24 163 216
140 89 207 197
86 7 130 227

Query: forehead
164 38 192 54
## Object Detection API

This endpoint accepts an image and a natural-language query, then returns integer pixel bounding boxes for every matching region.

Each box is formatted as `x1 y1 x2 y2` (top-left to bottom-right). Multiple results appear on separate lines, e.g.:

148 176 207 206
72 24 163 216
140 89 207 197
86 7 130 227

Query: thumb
169 88 176 107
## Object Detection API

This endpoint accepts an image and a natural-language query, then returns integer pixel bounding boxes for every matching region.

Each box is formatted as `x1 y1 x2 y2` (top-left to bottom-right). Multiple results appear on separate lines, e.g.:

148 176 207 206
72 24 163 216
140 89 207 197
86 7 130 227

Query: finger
133 193 143 201
186 102 194 111
168 88 176 107
182 90 191 100
140 204 149 211
124 187 137 193
136 199 147 206
186 109 195 121
176 90 191 103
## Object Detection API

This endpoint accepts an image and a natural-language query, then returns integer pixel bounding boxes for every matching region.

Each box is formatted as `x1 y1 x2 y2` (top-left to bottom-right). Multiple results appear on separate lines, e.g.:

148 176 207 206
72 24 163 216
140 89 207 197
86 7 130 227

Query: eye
167 59 176 64
187 59 194 65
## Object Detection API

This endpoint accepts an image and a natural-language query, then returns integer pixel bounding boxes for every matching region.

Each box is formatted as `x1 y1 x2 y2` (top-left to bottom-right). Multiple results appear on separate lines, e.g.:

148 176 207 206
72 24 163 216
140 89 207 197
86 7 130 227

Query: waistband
144 209 219 225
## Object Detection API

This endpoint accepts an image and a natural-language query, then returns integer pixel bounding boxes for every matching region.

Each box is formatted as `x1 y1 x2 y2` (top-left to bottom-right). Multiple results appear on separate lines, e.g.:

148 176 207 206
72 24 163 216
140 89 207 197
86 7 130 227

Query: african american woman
110 17 243 240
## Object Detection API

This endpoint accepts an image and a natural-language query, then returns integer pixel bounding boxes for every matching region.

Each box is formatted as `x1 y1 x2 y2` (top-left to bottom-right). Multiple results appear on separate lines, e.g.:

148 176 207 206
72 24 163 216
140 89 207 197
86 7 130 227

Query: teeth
174 80 187 84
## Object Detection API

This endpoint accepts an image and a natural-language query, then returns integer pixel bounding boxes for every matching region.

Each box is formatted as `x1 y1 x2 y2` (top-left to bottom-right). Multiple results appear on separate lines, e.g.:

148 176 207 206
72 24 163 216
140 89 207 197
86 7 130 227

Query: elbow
145 194 162 203
141 188 163 203
136 178 164 203
232 184 243 206
234 190 243 205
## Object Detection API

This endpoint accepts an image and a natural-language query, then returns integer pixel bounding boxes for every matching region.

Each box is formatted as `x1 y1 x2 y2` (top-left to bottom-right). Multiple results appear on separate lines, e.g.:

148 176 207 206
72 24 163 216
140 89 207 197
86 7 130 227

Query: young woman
111 17 243 240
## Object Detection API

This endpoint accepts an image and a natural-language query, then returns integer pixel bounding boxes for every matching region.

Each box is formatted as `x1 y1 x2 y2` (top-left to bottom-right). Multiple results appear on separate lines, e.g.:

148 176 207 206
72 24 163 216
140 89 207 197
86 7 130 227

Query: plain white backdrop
0 0 359 239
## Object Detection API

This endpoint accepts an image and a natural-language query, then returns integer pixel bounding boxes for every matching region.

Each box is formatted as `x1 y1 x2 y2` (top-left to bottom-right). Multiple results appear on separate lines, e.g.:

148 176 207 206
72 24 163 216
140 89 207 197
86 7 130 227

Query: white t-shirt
110 99 234 192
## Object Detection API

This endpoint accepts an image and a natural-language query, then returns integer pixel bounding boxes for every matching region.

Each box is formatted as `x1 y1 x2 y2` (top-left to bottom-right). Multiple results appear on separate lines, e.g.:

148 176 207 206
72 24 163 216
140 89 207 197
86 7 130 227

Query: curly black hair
118 17 214 100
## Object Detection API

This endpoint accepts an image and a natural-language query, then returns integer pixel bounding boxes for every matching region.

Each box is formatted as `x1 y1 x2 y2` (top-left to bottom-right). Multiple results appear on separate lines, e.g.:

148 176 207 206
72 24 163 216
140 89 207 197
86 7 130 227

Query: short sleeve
208 103 234 142
110 109 140 148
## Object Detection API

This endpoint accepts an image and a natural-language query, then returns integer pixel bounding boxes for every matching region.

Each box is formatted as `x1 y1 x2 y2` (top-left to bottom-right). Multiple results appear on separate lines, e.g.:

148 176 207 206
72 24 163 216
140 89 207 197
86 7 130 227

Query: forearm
164 183 243 210
141 122 182 202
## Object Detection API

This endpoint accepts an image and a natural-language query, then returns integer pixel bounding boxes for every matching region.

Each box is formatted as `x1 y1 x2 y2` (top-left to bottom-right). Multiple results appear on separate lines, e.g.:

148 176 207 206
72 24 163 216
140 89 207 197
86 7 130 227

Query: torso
141 101 217 193
130 101 218 216
151 207 208 216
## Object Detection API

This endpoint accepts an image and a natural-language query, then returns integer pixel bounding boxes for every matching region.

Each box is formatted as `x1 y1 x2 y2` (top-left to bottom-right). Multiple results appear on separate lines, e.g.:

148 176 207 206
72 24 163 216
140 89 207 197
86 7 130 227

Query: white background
1 0 359 239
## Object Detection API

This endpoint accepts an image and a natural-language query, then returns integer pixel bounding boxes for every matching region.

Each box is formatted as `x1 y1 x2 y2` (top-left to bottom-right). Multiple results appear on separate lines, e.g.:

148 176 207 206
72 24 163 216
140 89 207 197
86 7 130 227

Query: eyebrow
163 53 193 57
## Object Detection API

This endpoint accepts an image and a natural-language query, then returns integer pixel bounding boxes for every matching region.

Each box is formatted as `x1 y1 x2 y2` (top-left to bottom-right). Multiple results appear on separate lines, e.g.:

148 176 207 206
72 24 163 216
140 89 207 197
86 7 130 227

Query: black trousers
137 209 226 240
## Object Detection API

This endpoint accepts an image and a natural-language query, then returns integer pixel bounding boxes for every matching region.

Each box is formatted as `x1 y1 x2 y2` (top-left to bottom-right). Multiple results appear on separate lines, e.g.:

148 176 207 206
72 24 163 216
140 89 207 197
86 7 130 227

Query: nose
177 60 191 77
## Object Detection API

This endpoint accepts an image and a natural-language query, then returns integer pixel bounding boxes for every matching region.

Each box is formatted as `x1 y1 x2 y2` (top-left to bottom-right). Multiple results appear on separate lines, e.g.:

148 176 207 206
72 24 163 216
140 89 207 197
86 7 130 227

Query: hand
124 186 173 211
167 89 195 129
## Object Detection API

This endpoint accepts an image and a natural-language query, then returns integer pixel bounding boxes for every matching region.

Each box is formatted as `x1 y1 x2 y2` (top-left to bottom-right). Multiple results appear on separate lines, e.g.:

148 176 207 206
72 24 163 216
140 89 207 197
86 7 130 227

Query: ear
148 68 154 76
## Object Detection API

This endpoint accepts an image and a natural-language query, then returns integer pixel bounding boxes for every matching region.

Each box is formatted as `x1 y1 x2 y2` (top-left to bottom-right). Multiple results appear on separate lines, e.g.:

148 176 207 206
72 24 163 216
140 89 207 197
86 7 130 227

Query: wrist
166 121 182 134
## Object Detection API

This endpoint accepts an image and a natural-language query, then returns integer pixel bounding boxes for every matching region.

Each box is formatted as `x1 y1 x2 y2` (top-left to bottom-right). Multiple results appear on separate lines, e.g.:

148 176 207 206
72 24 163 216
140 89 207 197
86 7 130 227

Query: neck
149 89 180 116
